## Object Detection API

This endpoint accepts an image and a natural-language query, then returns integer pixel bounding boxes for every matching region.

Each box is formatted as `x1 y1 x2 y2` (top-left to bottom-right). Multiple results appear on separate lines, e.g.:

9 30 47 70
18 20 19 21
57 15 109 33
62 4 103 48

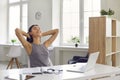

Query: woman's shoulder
32 43 46 48
41 44 49 51
31 43 49 52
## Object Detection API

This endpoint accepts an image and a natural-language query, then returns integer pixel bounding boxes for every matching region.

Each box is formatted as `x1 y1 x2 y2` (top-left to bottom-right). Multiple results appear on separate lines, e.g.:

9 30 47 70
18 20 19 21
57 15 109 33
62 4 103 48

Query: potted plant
100 8 115 16
71 36 80 47
11 39 17 45
107 8 114 16
100 9 108 15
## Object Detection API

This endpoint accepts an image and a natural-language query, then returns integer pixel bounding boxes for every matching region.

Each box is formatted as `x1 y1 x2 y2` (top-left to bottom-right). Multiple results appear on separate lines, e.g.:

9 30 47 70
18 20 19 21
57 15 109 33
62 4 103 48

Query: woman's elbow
15 28 19 32
15 28 20 35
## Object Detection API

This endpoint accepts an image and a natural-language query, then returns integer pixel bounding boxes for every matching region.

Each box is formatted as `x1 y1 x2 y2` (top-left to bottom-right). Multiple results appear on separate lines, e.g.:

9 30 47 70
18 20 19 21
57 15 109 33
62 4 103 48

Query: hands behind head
27 32 42 38
27 33 31 38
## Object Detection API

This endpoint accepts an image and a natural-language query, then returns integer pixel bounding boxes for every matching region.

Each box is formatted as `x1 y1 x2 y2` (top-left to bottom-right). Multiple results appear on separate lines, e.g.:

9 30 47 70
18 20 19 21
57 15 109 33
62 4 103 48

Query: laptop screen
67 52 99 73
85 52 99 72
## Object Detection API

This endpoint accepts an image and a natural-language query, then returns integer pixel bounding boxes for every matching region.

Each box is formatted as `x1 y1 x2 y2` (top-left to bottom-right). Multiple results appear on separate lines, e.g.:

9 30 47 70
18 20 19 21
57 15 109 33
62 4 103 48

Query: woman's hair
27 24 38 43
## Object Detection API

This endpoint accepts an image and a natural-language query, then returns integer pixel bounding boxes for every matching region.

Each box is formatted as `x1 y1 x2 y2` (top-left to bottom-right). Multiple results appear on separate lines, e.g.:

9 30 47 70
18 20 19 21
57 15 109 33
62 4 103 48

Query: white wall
0 0 7 44
28 0 52 31
54 47 88 65
101 0 120 20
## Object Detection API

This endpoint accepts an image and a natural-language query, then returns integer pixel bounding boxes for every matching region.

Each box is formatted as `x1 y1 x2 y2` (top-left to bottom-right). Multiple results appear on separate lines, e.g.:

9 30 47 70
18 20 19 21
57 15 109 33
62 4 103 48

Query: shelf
106 51 120 56
89 16 120 66
106 36 120 38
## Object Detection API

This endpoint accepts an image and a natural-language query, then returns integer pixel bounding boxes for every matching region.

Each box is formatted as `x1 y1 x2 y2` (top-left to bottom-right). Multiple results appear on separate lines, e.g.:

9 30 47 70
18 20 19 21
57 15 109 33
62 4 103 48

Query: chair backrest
7 45 21 57
49 58 53 66
27 56 30 68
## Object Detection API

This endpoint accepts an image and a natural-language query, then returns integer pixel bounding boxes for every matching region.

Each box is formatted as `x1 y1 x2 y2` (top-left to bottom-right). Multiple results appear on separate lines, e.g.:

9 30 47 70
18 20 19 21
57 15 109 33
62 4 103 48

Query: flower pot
75 43 78 47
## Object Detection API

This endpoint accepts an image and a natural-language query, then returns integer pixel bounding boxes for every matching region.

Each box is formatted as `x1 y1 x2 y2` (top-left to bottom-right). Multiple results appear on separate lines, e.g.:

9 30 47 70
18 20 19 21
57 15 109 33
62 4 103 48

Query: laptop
67 52 99 73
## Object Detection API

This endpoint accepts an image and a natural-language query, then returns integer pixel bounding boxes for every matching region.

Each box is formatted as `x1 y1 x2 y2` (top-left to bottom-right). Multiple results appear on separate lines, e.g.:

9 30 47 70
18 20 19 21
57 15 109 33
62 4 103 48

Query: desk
0 64 120 80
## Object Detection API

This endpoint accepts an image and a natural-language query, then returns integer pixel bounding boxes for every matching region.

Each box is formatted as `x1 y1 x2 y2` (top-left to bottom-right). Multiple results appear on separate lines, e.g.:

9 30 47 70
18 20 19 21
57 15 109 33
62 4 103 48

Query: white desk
0 64 120 80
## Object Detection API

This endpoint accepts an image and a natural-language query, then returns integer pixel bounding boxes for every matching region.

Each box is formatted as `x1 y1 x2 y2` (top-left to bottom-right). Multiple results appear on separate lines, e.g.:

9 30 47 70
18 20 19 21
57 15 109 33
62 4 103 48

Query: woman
15 24 59 67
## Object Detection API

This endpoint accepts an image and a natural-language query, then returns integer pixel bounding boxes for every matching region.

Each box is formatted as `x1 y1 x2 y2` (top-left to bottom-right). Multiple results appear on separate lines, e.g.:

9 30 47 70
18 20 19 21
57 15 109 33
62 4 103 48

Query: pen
32 72 42 74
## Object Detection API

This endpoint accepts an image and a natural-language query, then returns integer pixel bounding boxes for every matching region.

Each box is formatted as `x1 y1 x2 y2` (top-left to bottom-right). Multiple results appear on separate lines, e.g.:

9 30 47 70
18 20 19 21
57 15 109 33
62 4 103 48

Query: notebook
67 52 99 73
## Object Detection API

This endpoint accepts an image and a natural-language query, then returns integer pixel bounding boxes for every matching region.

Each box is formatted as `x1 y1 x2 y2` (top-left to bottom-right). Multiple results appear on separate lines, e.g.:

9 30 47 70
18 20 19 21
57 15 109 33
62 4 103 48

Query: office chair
6 45 22 69
68 54 89 64
49 58 53 66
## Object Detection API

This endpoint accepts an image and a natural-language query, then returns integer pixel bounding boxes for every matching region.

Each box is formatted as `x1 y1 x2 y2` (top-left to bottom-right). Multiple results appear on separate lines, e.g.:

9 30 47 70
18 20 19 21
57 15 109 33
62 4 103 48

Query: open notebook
67 52 99 73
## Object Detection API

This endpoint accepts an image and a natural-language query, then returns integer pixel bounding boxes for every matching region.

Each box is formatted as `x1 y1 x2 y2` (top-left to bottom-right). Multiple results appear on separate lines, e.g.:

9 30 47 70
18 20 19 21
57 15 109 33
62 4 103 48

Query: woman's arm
42 29 59 48
15 28 32 55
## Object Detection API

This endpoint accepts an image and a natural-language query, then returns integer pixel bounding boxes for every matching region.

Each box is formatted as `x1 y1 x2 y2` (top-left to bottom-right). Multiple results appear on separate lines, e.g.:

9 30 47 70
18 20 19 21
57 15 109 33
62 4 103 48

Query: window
9 0 20 3
61 0 101 46
8 0 28 43
62 0 80 45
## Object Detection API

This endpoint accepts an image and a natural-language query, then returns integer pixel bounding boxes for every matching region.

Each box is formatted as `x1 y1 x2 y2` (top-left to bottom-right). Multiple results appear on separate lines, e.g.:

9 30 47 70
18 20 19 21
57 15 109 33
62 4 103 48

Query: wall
28 0 52 31
0 0 7 44
54 47 88 65
101 0 120 20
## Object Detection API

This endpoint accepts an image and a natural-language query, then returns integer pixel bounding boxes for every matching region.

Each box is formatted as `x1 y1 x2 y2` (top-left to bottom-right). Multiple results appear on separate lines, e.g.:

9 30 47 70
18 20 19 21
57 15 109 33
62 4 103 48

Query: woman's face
29 25 42 37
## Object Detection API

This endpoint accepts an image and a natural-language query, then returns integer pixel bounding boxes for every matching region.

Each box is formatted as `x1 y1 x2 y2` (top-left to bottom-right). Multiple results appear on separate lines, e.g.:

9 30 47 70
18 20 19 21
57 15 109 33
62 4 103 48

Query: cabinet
89 16 120 67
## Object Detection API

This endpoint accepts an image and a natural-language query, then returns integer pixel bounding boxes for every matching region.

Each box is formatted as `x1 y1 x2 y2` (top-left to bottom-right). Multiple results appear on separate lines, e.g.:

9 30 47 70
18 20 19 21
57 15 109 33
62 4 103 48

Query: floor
0 61 8 70
0 61 28 70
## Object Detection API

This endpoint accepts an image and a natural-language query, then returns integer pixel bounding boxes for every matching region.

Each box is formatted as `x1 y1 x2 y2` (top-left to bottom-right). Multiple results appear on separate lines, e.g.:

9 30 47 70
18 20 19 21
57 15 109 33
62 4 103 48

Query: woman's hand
27 33 31 38
43 29 59 48
15 28 32 55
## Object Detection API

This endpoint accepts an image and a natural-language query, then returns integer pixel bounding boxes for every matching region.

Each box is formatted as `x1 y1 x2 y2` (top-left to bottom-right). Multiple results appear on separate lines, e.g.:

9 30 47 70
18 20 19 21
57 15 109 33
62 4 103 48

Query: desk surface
0 64 120 80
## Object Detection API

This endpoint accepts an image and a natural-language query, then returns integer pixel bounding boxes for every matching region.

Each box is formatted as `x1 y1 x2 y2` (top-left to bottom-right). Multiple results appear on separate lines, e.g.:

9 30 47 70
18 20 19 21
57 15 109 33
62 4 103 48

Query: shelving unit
89 16 120 67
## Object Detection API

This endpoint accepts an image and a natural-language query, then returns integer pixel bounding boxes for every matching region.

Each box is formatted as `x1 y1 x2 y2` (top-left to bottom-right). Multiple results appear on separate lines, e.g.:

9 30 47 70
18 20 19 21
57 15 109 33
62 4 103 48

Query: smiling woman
15 25 59 67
